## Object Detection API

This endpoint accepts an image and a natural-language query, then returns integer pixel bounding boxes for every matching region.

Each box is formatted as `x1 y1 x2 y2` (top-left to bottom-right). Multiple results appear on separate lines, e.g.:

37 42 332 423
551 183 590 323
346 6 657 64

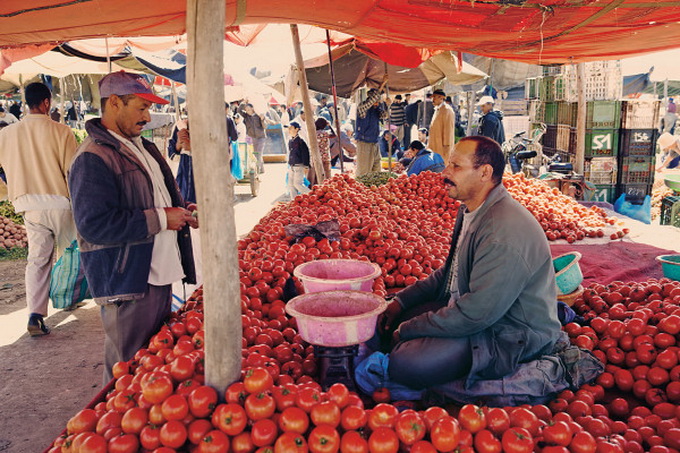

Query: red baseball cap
99 70 169 105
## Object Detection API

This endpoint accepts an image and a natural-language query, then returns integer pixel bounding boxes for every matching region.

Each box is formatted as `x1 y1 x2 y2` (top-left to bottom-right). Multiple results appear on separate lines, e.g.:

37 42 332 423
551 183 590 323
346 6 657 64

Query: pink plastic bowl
293 259 381 293
285 290 388 347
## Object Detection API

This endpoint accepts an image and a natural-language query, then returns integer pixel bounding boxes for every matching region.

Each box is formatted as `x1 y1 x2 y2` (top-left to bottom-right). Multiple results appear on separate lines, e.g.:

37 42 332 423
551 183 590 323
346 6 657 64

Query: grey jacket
396 184 562 385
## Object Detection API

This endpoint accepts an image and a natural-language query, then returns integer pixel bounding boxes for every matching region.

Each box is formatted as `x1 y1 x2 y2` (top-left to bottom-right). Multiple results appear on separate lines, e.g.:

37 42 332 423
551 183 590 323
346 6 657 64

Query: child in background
287 122 311 200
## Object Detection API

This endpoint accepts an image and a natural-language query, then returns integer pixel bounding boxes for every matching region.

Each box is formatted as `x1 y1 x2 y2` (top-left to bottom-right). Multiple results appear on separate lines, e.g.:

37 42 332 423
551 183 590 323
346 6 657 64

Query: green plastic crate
585 129 619 158
586 101 621 129
588 184 617 203
660 196 680 228
544 102 558 125
557 102 577 127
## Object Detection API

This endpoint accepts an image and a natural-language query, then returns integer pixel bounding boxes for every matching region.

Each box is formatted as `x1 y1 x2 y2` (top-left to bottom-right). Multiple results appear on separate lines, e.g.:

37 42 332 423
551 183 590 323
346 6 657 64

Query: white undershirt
109 130 184 286
448 205 481 304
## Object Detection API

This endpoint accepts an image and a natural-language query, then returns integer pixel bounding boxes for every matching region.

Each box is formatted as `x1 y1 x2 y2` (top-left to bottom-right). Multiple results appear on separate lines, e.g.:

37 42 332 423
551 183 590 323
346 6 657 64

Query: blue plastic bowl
553 252 584 296
657 255 680 281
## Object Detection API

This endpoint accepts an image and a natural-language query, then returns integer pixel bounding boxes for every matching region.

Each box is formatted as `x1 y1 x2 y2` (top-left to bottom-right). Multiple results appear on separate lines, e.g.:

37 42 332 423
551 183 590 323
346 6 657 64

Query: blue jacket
379 136 401 157
288 135 310 167
69 119 196 304
395 184 562 386
478 110 506 145
406 148 445 176
355 105 385 143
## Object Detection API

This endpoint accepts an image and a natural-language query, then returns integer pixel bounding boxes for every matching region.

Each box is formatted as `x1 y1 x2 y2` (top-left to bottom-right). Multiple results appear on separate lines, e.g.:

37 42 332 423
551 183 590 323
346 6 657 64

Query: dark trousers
100 284 172 383
371 299 473 390
403 123 412 148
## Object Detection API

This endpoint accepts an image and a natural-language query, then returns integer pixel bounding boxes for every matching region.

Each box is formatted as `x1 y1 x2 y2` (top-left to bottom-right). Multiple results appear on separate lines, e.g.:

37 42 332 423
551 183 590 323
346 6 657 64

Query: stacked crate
660 196 680 228
581 101 621 202
616 100 661 203
529 62 624 169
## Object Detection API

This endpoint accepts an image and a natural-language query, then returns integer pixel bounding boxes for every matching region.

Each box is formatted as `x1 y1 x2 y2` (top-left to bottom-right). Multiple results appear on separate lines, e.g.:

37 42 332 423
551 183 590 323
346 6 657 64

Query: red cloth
1 1 680 64
550 242 676 287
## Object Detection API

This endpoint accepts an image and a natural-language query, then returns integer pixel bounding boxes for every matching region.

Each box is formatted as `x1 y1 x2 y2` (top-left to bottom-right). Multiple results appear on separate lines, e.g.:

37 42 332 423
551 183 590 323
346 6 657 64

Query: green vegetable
0 200 22 225
0 246 27 261
356 171 398 187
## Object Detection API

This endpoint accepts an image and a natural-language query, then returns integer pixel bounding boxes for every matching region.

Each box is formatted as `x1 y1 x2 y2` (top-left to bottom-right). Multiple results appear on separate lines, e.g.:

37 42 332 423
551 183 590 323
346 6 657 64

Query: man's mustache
136 121 147 126
443 178 455 186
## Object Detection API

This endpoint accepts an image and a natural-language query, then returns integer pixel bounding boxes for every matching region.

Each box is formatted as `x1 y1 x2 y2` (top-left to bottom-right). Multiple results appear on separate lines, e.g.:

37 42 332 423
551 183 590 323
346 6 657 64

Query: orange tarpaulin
0 1 680 64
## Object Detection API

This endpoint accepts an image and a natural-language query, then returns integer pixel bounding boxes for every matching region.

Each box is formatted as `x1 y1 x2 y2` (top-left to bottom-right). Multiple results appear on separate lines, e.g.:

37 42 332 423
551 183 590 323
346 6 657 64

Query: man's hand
164 207 194 230
391 329 401 348
379 74 389 91
178 129 191 152
186 203 199 229
378 299 403 335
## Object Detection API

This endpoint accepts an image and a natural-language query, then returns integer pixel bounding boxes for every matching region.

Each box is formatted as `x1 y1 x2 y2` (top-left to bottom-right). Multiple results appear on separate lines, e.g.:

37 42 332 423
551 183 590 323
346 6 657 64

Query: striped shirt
389 102 406 126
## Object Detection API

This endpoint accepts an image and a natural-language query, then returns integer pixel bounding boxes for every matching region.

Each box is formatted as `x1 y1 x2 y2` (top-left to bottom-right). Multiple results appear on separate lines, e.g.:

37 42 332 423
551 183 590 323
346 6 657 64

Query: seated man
374 135 563 390
403 140 445 176
379 129 402 158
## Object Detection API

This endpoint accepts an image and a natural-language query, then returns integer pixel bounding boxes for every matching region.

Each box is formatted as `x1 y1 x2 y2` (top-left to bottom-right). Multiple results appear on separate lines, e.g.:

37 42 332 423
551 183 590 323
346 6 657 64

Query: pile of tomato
50 171 657 453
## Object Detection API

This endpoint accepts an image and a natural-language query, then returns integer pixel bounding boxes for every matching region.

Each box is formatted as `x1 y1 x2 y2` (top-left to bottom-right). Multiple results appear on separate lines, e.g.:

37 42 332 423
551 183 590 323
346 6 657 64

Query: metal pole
290 24 325 183
575 63 587 175
186 0 241 397
171 81 180 123
326 29 344 173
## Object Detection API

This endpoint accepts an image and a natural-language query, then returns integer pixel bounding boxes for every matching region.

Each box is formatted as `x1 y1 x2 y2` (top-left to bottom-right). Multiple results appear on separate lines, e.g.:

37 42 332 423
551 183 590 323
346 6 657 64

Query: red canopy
1 1 680 63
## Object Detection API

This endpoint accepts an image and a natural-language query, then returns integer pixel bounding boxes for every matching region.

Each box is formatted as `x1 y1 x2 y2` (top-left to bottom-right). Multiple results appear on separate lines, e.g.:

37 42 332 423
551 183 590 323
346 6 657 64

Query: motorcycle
501 124 546 178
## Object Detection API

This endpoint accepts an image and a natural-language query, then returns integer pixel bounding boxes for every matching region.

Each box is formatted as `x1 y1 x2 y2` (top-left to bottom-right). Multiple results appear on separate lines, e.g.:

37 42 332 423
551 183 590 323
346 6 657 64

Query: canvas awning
0 1 679 64
299 41 486 97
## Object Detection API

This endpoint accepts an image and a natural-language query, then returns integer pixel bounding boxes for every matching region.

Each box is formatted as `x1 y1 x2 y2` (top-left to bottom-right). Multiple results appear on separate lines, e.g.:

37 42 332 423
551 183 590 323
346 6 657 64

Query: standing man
428 89 457 162
68 71 197 382
372 136 562 391
389 94 407 143
238 102 266 174
476 95 506 145
404 95 420 147
354 77 389 177
0 82 79 336
417 92 434 129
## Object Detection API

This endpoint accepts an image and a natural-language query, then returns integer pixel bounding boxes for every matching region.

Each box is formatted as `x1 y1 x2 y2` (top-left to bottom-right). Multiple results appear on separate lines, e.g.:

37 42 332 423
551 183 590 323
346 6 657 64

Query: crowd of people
0 70 521 389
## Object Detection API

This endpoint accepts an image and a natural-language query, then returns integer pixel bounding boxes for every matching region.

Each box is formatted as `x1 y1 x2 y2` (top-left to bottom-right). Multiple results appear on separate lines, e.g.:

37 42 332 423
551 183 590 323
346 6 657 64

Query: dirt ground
0 258 103 452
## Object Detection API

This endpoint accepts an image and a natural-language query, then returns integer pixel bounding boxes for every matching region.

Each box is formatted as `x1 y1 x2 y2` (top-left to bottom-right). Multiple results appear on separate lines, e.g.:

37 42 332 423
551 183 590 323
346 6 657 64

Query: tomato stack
50 172 653 453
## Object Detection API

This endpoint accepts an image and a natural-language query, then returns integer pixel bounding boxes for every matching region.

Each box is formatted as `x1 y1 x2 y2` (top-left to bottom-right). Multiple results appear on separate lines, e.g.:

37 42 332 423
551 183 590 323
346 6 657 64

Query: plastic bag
284 219 341 243
614 193 651 224
230 141 243 180
354 351 425 401
49 240 90 309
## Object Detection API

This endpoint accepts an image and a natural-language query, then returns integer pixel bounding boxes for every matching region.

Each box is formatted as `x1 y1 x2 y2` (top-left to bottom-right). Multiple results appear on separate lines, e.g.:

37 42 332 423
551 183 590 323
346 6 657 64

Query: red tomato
367 403 399 430
188 385 218 418
474 429 502 453
308 424 340 453
394 411 426 445
501 427 533 453
430 416 461 452
310 401 341 428
159 420 187 449
211 403 247 436
274 431 308 453
197 430 230 453
244 367 274 393
245 392 276 420
458 404 487 433
368 427 399 453
251 419 278 448
340 431 369 453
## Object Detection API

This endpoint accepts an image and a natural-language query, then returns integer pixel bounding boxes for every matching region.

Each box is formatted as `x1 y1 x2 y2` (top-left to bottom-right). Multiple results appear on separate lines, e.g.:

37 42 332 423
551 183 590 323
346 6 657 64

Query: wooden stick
186 0 241 398
290 24 325 183
326 29 344 173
